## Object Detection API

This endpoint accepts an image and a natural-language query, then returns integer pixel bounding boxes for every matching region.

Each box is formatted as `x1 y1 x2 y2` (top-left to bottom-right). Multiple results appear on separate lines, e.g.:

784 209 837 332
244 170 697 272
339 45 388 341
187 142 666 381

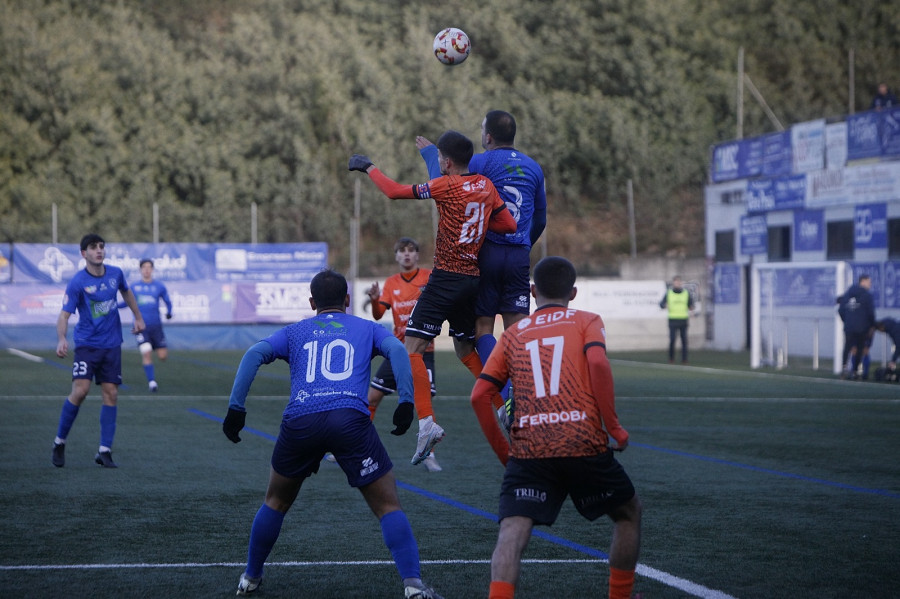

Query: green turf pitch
1 348 899 597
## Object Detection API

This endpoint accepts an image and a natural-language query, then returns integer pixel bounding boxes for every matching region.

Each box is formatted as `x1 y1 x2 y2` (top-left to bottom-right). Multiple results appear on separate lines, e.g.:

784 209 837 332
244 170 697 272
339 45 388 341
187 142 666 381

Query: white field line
0 559 738 598
7 348 45 363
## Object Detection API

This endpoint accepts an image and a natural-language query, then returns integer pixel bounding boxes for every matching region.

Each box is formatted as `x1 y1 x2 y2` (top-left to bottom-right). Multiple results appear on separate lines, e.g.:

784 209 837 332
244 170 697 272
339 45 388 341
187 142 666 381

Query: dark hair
310 269 348 309
80 233 105 251
533 256 577 299
140 259 154 268
394 237 419 252
436 130 474 167
859 274 871 283
484 110 516 145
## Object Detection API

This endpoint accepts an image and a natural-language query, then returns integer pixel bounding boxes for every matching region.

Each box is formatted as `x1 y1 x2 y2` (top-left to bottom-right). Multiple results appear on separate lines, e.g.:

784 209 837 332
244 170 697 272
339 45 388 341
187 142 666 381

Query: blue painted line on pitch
396 480 609 559
189 408 610 559
633 441 900 499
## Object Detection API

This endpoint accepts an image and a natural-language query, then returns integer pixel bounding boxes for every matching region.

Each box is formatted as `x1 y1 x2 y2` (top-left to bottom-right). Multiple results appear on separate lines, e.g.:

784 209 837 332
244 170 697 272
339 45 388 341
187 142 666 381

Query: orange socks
608 566 635 599
488 580 515 599
460 350 483 378
409 353 434 420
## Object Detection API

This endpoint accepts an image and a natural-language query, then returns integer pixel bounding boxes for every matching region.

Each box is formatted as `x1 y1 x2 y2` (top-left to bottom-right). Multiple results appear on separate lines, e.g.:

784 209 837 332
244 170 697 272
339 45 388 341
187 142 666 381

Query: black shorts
405 270 478 341
71 346 123 386
498 452 635 525
371 352 435 396
135 323 167 350
271 408 393 488
476 241 531 317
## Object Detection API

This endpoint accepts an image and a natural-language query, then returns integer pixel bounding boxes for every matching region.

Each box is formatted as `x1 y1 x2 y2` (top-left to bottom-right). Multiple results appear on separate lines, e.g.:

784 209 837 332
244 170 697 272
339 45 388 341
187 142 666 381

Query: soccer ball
433 28 470 66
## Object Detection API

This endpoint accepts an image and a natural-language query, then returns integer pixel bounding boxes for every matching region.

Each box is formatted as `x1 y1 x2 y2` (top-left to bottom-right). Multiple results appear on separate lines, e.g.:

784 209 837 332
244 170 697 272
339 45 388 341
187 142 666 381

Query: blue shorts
406 270 478 341
135 323 167 350
499 452 635 525
476 241 532 317
371 352 435 396
271 408 393 487
71 346 123 386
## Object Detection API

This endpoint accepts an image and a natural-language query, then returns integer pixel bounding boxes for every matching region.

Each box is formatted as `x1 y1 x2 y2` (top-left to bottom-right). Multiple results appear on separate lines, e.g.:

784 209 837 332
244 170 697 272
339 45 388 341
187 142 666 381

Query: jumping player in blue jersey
51 234 145 469
222 269 443 599
124 259 173 392
419 110 547 423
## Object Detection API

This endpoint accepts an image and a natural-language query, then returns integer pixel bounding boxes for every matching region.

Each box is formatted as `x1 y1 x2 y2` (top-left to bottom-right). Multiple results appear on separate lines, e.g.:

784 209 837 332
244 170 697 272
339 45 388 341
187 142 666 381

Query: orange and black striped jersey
480 305 627 459
377 268 433 350
414 174 507 276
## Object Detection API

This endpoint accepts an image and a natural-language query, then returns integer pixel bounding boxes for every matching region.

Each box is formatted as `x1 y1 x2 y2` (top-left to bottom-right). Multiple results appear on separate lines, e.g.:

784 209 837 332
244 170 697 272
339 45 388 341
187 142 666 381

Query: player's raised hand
367 282 380 302
223 407 246 443
348 154 373 172
390 401 414 436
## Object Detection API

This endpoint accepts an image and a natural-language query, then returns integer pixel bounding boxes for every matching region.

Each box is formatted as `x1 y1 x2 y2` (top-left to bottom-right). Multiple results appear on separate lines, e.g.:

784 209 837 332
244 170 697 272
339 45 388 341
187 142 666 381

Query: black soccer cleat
94 451 118 468
52 442 65 468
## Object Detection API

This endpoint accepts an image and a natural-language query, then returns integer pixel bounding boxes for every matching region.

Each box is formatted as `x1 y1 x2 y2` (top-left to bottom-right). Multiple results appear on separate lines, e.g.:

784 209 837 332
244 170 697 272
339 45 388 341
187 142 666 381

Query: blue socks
476 334 512 400
246 504 285 579
56 399 80 440
143 364 155 382
380 510 420 580
100 405 117 448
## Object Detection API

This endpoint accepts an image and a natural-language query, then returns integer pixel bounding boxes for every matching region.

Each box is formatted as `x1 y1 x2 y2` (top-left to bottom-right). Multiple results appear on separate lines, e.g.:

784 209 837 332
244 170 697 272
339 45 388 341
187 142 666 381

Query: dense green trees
1 0 898 274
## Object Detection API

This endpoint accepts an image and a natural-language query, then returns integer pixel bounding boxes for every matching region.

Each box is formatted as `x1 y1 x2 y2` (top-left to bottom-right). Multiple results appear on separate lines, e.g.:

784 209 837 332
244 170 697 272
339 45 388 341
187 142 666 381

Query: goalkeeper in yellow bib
659 275 695 364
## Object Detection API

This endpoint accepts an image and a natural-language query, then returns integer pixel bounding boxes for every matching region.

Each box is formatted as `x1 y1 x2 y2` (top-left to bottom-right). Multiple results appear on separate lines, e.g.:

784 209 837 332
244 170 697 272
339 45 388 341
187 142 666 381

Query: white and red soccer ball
433 28 470 66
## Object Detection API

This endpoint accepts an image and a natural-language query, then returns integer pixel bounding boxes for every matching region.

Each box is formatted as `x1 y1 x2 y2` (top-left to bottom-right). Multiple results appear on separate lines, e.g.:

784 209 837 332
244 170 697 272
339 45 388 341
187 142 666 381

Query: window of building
715 230 736 262
767 225 791 262
826 220 854 260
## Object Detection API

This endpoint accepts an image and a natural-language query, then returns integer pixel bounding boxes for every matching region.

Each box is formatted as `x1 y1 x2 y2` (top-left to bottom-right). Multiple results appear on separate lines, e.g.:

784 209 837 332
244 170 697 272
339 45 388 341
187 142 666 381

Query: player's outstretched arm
488 204 517 234
471 376 511 465
223 340 275 443
586 345 628 450
381 336 414 435
121 288 146 333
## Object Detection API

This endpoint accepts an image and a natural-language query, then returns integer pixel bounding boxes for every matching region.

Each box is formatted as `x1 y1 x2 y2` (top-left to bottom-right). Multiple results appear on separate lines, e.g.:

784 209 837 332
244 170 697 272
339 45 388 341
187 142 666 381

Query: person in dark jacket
836 274 876 379
875 318 900 368
870 83 898 111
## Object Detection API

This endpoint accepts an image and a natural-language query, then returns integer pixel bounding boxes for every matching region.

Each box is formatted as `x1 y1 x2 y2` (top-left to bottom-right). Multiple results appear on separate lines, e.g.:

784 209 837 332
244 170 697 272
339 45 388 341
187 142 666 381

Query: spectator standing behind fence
870 83 898 111
659 276 695 364
836 274 876 380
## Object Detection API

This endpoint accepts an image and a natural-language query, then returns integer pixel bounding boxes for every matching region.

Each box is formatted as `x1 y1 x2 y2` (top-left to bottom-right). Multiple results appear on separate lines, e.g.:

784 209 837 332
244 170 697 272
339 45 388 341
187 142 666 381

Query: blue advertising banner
850 262 882 308
847 111 882 161
884 261 900 308
12 243 327 284
714 263 741 304
3 243 328 324
854 203 887 250
762 131 792 177
740 215 768 255
772 174 806 210
761 267 838 308
711 138 766 182
793 210 824 252
881 107 900 158
746 179 774 213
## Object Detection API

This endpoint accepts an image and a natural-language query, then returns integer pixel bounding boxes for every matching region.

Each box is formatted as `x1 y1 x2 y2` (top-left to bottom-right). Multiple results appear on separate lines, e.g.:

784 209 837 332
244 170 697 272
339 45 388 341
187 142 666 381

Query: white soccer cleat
411 416 445 466
405 580 444 599
423 454 442 472
148 380 158 392
236 572 261 595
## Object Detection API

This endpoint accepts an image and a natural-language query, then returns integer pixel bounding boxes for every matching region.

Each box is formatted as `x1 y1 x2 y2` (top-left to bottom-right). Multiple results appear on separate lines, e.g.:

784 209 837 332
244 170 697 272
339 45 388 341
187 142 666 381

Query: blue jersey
130 280 172 326
468 148 546 248
263 312 398 420
62 266 129 349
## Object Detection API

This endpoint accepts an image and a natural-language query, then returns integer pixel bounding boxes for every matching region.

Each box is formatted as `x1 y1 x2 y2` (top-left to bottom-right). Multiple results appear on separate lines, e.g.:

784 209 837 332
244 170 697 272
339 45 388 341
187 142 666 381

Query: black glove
390 402 414 436
166 313 172 320
348 154 374 172
223 407 246 443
